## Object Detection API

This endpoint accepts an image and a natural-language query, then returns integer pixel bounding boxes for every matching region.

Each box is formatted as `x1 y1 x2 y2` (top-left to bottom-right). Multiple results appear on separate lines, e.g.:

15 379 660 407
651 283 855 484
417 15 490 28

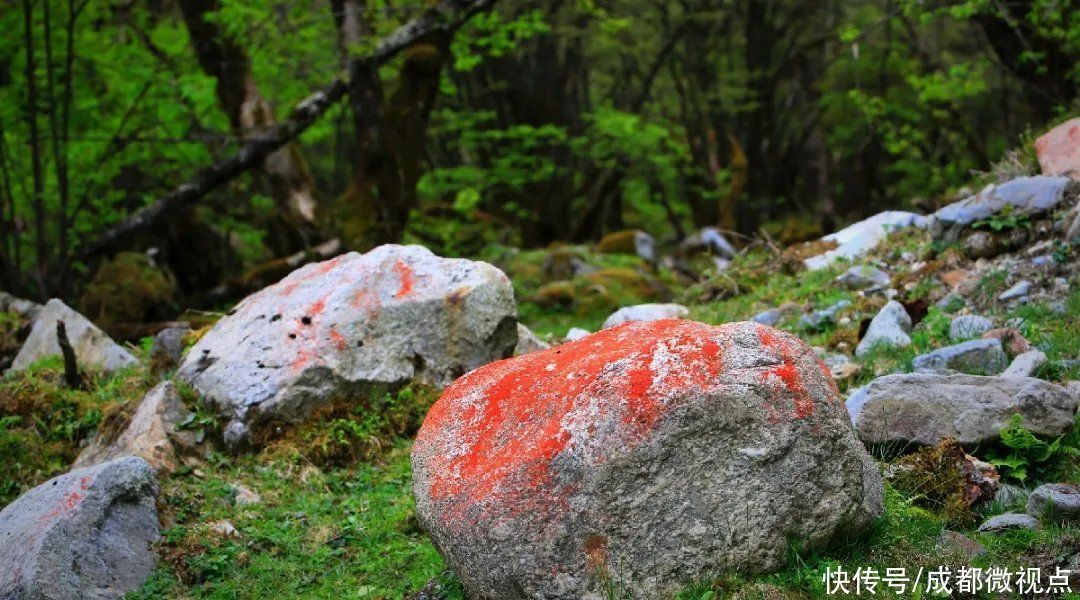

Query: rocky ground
1 126 1079 599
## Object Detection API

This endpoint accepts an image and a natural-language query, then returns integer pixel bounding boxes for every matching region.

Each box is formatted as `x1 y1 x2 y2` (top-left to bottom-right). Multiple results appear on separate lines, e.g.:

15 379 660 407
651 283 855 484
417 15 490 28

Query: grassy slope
0 224 1077 599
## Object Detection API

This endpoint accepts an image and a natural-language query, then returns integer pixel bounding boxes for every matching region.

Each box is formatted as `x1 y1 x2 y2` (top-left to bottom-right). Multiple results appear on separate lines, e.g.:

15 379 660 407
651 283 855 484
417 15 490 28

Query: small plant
972 205 1031 232
983 415 1079 483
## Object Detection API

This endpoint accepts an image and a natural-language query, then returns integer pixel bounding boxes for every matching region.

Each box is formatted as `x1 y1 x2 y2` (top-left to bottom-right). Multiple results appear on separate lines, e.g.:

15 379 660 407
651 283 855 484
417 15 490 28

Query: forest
0 0 1079 599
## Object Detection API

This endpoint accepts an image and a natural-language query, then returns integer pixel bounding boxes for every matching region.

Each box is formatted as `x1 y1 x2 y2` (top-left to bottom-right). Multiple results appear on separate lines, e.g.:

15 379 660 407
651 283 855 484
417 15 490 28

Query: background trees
1 0 1076 304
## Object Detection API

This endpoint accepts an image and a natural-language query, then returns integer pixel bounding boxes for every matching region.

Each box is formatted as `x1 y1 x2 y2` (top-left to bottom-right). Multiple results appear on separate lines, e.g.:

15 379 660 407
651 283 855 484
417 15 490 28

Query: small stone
514 324 550 356
937 530 987 559
1026 483 1080 524
998 280 1032 301
208 520 240 538
1002 350 1048 378
855 301 912 357
950 315 993 341
233 485 262 506
995 483 1029 508
565 327 591 342
836 265 890 290
912 339 1008 375
602 303 689 329
977 512 1039 534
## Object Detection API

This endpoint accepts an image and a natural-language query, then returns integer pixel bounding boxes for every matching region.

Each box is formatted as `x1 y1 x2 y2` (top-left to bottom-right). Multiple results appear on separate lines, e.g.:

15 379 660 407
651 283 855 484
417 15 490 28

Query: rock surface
804 211 929 270
977 512 1039 534
0 456 159 599
911 339 1008 375
800 300 850 331
1026 483 1080 523
73 381 200 472
601 303 689 329
998 280 1032 302
1034 118 1080 180
412 319 883 599
847 373 1078 446
565 327 591 342
950 315 993 341
150 325 190 375
12 299 137 373
855 301 912 357
177 245 517 446
933 177 1069 235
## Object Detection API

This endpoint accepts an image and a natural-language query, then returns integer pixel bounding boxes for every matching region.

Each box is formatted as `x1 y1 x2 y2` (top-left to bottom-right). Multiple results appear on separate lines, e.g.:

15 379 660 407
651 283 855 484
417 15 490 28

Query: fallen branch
56 320 81 389
82 0 498 259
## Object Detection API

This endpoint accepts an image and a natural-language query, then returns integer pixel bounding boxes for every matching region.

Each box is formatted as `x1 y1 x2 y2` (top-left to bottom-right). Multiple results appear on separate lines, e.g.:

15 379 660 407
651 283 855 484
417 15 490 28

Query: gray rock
804 211 929 270
933 176 1070 236
514 324 550 356
11 299 137 373
912 339 1008 375
800 300 851 331
855 301 912 357
937 530 987 559
150 325 190 375
962 230 1002 259
998 280 1032 301
977 512 1039 534
412 320 883 599
73 381 201 473
0 291 42 321
1027 483 1080 523
681 227 737 259
836 265 891 290
995 483 1029 508
565 327 591 342
847 373 1078 446
1002 350 1048 378
602 303 689 329
177 245 517 446
950 315 993 341
0 457 159 599
752 308 783 326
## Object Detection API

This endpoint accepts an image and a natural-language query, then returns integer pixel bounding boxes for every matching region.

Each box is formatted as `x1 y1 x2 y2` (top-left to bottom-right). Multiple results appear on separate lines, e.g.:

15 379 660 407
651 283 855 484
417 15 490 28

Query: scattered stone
0 291 42 321
1002 350 1048 378
804 211 929 270
73 381 201 473
514 323 550 356
752 308 783 326
961 230 1003 259
983 328 1032 356
855 301 912 358
602 303 689 329
12 299 138 373
950 315 993 341
937 531 987 559
680 226 737 259
847 373 1078 446
1026 483 1080 523
1034 117 1080 180
977 512 1039 534
412 320 884 598
912 339 1008 375
233 485 262 506
998 280 1032 302
995 483 1029 508
177 245 518 447
150 325 191 375
836 265 890 290
565 327 591 342
800 299 851 331
208 520 240 538
0 457 159 599
933 176 1070 237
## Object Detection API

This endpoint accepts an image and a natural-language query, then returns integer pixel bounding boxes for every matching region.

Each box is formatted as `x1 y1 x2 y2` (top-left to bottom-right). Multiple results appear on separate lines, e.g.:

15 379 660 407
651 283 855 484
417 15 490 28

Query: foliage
972 205 1032 232
984 414 1080 483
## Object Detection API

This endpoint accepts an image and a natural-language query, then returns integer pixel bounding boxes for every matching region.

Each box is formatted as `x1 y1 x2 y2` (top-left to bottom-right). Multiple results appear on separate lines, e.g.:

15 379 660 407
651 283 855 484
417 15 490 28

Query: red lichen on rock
417 320 764 524
394 260 415 298
756 327 814 419
329 328 348 351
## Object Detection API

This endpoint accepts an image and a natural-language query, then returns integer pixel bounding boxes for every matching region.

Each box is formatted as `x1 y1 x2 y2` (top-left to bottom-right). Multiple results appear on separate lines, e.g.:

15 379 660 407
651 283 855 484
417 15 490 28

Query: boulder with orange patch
178 245 517 446
412 319 883 599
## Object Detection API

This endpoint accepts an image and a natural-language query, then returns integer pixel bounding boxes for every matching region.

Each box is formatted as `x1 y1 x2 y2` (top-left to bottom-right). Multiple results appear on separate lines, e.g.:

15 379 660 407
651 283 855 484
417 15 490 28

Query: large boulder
1035 118 1080 180
855 301 912 357
1027 483 1080 524
412 319 883 599
847 373 1077 446
73 382 201 473
11 299 137 373
0 457 159 599
177 245 517 446
803 211 929 270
